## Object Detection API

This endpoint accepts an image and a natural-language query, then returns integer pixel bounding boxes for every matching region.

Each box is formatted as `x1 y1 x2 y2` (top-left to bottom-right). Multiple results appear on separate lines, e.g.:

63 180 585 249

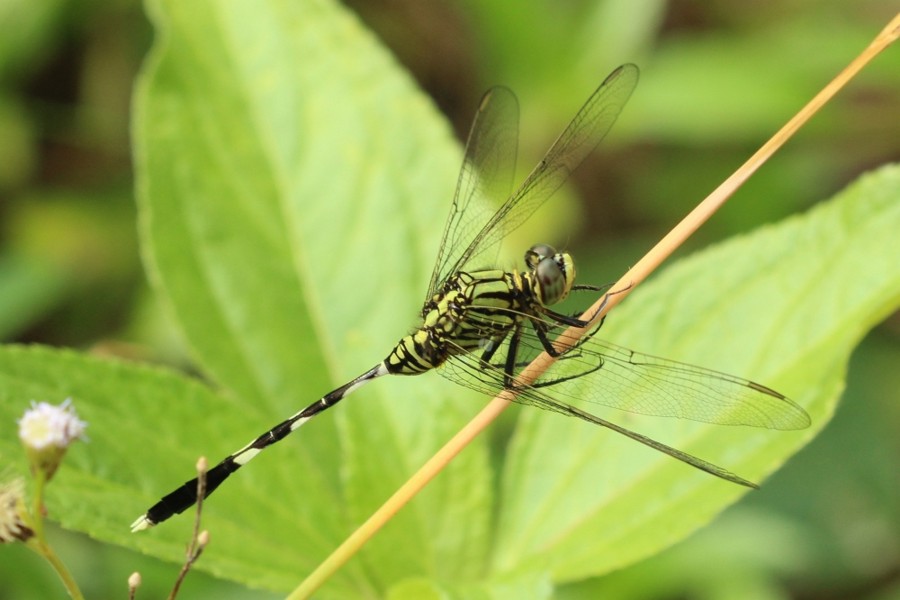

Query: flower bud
18 399 87 481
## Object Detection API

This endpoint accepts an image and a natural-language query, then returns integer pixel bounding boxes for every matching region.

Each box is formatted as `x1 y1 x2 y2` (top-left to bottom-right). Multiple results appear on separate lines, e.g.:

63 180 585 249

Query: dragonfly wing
444 64 639 280
438 337 767 488
426 86 519 301
437 314 809 431
510 328 810 430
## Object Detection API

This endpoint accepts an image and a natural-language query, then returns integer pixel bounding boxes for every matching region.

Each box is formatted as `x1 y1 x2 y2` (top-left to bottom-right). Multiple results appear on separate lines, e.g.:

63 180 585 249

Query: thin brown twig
167 457 209 600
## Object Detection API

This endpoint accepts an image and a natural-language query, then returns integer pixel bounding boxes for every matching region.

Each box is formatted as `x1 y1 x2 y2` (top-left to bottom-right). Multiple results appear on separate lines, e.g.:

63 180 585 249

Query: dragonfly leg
475 331 518 389
531 316 569 357
529 361 603 388
492 347 590 373
475 324 526 389
542 289 614 329
571 282 613 293
502 325 523 388
484 318 604 390
541 279 632 331
478 333 506 365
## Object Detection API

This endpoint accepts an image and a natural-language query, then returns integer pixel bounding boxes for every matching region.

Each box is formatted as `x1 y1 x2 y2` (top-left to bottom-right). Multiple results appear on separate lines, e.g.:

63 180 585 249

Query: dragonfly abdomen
385 269 528 375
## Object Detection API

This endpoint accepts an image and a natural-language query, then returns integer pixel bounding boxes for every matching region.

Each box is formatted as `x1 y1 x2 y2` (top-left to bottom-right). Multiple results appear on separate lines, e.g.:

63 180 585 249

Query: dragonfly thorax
385 268 532 376
524 243 576 306
384 245 576 377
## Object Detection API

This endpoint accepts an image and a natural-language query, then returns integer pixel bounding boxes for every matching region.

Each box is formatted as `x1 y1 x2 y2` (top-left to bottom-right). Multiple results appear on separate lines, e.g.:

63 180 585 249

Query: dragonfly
131 64 810 531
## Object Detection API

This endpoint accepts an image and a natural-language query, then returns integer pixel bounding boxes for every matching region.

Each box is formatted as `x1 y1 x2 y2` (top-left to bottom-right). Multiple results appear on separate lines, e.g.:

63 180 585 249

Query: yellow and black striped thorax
385 244 576 376
385 269 526 375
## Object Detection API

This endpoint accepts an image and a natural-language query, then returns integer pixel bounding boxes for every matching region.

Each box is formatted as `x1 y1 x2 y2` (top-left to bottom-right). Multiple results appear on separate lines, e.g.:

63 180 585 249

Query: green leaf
490 164 900 584
0 346 266 559
1 0 896 595
133 0 491 595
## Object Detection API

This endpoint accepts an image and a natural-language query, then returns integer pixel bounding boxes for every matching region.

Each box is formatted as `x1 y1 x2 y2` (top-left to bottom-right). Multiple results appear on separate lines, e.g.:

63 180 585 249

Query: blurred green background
0 0 897 598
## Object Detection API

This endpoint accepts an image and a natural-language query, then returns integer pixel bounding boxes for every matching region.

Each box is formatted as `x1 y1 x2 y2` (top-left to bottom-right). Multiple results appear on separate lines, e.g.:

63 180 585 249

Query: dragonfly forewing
427 86 519 301
431 64 639 300
448 65 639 284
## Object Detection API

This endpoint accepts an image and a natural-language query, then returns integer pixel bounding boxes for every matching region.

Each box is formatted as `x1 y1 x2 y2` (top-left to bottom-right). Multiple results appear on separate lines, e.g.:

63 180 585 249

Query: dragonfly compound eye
525 243 557 270
534 252 574 306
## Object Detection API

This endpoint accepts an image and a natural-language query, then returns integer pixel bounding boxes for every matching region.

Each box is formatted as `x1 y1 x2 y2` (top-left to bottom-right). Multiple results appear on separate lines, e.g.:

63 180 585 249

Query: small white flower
18 399 87 450
18 399 87 481
0 478 31 543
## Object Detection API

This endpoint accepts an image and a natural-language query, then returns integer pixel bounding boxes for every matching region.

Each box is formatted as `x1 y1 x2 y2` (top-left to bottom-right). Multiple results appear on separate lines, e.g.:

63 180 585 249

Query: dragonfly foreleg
571 282 613 293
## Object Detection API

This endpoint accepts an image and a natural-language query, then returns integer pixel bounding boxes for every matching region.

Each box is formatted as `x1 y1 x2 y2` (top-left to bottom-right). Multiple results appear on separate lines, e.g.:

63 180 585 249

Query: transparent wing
436 322 808 486
426 86 519 300
438 315 810 431
438 64 639 285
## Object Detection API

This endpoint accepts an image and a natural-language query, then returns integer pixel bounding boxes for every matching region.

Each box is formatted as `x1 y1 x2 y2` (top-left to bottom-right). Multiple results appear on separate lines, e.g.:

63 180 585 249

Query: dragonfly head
524 243 576 306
